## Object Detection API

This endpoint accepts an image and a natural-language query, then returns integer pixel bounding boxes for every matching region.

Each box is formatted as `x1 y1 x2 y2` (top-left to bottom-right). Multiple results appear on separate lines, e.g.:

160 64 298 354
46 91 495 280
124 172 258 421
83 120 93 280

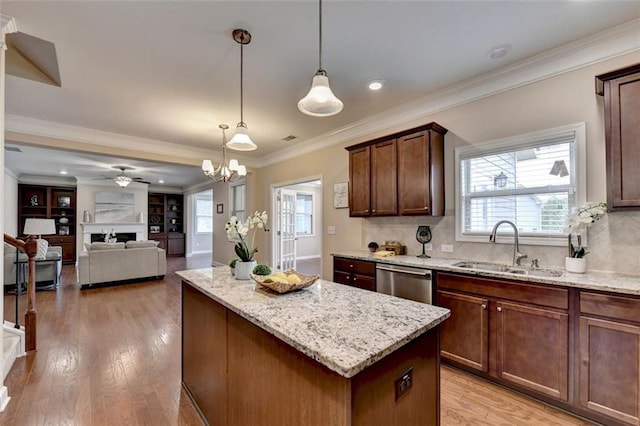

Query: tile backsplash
361 211 640 275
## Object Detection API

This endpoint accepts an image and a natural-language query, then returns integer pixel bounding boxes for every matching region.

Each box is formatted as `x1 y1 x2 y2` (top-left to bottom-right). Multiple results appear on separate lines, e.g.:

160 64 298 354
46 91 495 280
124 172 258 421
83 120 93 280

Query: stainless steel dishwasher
375 264 432 304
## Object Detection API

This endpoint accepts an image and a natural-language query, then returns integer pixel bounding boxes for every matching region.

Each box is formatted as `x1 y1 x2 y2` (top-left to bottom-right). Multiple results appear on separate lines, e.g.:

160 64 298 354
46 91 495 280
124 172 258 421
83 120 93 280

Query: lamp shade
298 73 343 117
227 124 257 151
24 218 56 236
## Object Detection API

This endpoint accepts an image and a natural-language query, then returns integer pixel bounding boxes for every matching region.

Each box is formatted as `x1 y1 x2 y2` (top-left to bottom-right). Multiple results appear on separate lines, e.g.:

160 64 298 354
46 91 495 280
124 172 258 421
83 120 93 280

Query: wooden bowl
251 269 319 294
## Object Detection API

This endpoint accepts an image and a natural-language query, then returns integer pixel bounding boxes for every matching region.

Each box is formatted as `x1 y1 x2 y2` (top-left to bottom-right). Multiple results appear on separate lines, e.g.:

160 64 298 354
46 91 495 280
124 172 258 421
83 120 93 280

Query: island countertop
176 267 450 378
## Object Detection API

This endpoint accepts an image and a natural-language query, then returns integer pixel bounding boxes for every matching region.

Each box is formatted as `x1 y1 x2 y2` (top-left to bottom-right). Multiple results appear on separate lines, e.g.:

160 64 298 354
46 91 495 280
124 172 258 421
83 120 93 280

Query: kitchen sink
452 261 563 278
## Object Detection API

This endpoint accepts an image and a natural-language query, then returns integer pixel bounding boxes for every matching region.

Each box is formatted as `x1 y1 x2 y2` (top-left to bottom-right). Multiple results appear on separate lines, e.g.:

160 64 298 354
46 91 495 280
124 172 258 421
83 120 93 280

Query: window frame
295 191 315 237
194 192 213 235
454 123 586 247
229 181 247 223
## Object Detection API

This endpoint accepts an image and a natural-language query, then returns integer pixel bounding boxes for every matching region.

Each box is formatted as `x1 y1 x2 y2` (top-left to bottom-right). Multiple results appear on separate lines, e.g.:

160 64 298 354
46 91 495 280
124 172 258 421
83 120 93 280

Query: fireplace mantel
80 222 146 248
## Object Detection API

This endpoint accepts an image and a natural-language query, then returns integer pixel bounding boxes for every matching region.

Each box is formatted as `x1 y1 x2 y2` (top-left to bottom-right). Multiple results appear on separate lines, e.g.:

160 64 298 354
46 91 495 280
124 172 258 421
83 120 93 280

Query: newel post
24 236 38 351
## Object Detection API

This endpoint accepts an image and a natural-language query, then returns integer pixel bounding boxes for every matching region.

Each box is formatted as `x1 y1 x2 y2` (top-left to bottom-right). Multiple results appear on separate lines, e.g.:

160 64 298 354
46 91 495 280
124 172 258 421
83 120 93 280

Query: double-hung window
455 123 585 246
295 192 314 236
195 192 213 234
230 182 246 223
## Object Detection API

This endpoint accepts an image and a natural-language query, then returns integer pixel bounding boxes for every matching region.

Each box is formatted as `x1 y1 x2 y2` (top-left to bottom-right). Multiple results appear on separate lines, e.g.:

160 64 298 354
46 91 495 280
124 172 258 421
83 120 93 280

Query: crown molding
5 114 260 168
0 14 17 50
260 18 640 167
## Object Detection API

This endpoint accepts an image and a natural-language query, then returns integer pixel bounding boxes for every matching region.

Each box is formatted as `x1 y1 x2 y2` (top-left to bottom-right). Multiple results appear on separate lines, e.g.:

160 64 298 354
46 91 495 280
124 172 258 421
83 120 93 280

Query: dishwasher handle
376 265 431 278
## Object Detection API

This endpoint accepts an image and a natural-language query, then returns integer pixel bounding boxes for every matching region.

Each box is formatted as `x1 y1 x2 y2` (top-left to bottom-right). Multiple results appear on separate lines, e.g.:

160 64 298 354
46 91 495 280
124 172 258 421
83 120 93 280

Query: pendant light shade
227 29 257 151
201 124 248 183
298 0 343 117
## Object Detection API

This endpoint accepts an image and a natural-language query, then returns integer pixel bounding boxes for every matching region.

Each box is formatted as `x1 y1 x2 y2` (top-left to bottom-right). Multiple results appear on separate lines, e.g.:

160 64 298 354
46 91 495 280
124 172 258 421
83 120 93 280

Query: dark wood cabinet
578 292 640 425
148 192 185 256
348 146 371 216
596 63 640 211
333 257 376 291
398 128 445 216
18 184 77 264
436 290 489 372
435 272 569 402
346 122 447 217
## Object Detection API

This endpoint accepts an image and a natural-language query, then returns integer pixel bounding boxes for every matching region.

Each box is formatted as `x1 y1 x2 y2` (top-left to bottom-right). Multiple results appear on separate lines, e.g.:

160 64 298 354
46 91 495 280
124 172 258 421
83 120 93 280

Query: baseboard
0 386 10 412
3 322 25 356
296 255 321 261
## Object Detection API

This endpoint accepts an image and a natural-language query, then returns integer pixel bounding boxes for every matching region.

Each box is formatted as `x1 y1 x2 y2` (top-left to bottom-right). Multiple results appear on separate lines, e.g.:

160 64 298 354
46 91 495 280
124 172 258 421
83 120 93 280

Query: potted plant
563 201 606 273
225 211 269 280
229 258 238 276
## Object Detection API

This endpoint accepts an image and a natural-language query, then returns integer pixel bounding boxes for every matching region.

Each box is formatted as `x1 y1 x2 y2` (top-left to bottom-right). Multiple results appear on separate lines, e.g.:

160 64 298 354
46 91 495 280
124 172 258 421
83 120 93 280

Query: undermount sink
452 261 563 278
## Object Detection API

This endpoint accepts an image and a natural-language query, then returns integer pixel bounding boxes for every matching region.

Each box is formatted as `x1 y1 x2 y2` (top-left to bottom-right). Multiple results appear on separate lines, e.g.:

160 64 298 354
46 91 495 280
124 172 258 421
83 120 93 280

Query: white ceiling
2 1 640 188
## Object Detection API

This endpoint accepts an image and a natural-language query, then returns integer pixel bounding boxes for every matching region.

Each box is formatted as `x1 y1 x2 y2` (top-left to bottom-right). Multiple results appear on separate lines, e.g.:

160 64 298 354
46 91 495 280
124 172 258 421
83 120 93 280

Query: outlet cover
394 367 413 401
441 244 453 253
327 226 336 235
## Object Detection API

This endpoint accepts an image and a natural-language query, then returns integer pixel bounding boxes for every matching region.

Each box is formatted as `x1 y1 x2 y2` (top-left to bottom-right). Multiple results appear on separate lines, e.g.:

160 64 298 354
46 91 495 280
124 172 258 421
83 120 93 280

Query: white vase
565 257 587 274
235 260 256 280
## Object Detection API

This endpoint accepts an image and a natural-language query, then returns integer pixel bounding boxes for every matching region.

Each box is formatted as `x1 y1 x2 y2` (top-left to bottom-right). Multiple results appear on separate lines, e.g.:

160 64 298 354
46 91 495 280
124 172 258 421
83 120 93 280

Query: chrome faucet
489 220 528 266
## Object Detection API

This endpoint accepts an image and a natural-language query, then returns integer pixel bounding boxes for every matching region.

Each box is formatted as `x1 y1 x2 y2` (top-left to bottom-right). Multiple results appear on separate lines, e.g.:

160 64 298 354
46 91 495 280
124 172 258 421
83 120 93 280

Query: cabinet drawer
334 270 351 286
580 292 640 323
333 257 375 276
351 274 376 292
436 272 568 310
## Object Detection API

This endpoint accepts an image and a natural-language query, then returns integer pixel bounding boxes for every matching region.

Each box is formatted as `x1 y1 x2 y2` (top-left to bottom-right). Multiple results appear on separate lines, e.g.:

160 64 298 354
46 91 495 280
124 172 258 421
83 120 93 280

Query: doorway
271 177 322 276
188 189 213 256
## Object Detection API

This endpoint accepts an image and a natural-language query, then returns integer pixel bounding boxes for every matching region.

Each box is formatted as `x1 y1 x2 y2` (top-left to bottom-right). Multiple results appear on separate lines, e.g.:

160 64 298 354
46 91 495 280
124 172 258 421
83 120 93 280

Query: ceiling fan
97 166 151 187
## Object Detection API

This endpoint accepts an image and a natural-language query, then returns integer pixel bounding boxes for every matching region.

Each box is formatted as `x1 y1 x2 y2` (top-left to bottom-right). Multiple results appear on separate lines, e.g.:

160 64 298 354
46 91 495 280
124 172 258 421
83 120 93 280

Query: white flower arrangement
225 211 269 262
563 201 606 258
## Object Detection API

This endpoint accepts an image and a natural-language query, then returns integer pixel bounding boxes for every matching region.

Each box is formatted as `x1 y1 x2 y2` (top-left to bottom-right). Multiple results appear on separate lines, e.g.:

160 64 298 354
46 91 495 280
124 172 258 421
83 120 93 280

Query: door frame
270 175 323 272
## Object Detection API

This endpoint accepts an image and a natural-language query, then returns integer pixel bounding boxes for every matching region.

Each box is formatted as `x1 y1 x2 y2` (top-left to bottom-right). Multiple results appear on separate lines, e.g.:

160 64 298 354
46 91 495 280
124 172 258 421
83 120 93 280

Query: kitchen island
176 267 450 426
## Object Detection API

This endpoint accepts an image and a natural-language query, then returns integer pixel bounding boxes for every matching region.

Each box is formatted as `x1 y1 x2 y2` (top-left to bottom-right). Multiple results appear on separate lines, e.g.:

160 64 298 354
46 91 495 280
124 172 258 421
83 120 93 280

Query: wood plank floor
2 256 593 425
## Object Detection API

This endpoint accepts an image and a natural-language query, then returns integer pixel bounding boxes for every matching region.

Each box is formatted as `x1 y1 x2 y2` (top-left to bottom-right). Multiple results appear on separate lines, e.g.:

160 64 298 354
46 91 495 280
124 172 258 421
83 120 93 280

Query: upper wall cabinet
346 122 447 217
596 63 640 211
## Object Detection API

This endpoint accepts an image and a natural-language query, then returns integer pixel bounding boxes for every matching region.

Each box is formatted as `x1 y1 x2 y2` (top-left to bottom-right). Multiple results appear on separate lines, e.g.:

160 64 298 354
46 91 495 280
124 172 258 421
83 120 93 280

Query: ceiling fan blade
132 178 151 184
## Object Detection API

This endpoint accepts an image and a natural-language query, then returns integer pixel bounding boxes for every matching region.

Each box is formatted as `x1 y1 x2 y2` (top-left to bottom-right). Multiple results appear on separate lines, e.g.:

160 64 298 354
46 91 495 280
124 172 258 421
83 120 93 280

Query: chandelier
227 29 257 151
114 173 132 188
298 0 343 117
202 124 247 182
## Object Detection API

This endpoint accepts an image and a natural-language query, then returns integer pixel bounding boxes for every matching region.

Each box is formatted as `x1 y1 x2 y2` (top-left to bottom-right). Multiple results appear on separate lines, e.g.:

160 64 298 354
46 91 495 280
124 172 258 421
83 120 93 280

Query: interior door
276 188 297 271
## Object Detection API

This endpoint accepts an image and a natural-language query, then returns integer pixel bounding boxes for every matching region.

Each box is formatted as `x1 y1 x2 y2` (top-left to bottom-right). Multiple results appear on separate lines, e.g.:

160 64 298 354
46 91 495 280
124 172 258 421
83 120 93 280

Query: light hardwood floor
2 256 593 425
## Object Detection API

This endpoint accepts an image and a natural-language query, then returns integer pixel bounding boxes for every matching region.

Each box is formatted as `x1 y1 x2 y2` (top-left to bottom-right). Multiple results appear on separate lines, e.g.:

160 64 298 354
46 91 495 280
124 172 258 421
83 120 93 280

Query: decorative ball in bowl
251 269 319 294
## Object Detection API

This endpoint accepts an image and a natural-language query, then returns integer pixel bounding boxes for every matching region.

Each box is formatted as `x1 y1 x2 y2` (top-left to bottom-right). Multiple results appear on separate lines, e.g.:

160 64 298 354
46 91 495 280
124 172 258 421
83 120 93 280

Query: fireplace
90 232 137 243
80 222 146 250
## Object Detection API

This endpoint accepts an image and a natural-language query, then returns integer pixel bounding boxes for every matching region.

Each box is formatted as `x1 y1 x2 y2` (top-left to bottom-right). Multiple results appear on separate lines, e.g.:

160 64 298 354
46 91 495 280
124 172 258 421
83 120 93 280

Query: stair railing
4 233 38 351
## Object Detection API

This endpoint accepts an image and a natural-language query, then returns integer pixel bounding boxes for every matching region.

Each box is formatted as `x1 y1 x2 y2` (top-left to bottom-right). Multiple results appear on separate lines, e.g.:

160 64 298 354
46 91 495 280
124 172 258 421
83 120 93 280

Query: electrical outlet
441 244 453 253
327 226 336 235
394 367 413 401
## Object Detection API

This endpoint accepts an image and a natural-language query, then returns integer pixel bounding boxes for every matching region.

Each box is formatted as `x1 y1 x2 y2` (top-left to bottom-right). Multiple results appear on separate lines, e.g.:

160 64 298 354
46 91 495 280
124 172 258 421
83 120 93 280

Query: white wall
3 171 17 236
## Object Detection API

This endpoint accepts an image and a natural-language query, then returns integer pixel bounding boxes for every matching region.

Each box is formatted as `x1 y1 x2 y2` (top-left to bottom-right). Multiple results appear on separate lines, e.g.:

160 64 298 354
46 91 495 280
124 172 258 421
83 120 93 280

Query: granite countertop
176 267 450 378
332 251 640 296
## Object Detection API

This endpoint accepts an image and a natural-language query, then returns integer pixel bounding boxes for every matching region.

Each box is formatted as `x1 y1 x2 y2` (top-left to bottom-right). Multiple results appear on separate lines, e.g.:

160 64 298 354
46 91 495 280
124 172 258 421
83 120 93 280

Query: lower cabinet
579 292 640 425
149 232 185 256
333 257 375 291
435 272 569 402
44 235 75 264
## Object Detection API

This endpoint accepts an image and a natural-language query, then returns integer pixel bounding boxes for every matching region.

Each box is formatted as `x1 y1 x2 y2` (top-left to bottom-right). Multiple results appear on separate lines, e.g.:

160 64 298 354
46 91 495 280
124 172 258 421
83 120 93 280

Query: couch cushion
89 242 126 251
125 240 158 249
35 239 49 260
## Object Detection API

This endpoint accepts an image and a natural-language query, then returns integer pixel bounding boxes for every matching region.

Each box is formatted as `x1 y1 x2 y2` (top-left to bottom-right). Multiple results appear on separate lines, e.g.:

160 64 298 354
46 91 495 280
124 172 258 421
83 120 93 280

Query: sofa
77 240 166 288
3 242 62 289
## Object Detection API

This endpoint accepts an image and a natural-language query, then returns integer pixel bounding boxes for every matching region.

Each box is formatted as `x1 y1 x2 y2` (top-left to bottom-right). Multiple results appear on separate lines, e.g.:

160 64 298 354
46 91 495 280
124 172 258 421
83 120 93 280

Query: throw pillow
125 240 158 249
90 242 126 251
35 239 49 260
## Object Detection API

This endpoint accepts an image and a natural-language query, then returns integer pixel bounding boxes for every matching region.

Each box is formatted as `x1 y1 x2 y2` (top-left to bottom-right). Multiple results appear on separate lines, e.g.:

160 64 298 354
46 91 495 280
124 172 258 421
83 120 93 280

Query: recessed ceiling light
488 44 511 60
368 80 384 91
158 179 164 184
59 170 68 175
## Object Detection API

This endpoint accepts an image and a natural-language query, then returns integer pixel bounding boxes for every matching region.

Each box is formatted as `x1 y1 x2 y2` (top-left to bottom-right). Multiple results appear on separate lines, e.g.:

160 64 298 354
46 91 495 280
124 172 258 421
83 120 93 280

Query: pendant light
202 124 247 182
298 0 343 117
227 29 257 151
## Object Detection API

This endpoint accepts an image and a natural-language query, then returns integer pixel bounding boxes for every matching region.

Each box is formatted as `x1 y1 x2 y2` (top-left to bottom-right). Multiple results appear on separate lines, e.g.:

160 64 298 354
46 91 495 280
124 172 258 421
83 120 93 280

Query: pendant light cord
240 33 245 125
318 0 323 71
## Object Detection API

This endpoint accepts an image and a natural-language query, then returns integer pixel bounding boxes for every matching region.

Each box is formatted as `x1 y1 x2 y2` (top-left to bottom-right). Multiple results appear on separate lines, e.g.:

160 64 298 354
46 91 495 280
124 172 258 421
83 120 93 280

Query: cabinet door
370 139 397 216
436 290 489 372
349 146 371 216
333 270 351 286
579 316 640 425
398 131 431 215
496 301 568 401
167 234 185 256
604 70 640 210
351 273 375 292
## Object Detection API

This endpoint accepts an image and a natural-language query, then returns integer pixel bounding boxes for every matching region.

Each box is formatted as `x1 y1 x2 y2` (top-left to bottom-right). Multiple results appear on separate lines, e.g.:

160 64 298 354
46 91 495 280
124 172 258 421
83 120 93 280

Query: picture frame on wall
150 225 160 234
216 204 224 214
333 182 348 209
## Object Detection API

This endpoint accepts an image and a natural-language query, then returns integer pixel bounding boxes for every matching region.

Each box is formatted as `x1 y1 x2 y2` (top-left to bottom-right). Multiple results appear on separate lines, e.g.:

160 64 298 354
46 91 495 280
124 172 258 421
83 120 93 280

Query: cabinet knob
353 277 357 281
366 209 369 213
497 306 503 312
481 304 487 309
372 209 376 213
424 207 428 210
349 264 354 268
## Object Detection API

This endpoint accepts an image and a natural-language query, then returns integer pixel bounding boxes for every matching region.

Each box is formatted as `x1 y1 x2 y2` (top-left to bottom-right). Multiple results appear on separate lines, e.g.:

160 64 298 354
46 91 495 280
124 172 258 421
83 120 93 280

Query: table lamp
23 218 56 239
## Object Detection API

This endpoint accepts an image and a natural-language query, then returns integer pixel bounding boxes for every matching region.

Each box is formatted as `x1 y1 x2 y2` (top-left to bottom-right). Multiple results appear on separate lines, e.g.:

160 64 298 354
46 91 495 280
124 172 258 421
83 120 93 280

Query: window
195 192 213 234
230 183 246 223
295 192 314 236
455 123 585 246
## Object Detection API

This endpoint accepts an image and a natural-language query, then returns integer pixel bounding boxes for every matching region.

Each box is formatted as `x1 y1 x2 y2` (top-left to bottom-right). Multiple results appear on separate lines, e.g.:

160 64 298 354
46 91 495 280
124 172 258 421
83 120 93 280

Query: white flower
564 201 607 235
